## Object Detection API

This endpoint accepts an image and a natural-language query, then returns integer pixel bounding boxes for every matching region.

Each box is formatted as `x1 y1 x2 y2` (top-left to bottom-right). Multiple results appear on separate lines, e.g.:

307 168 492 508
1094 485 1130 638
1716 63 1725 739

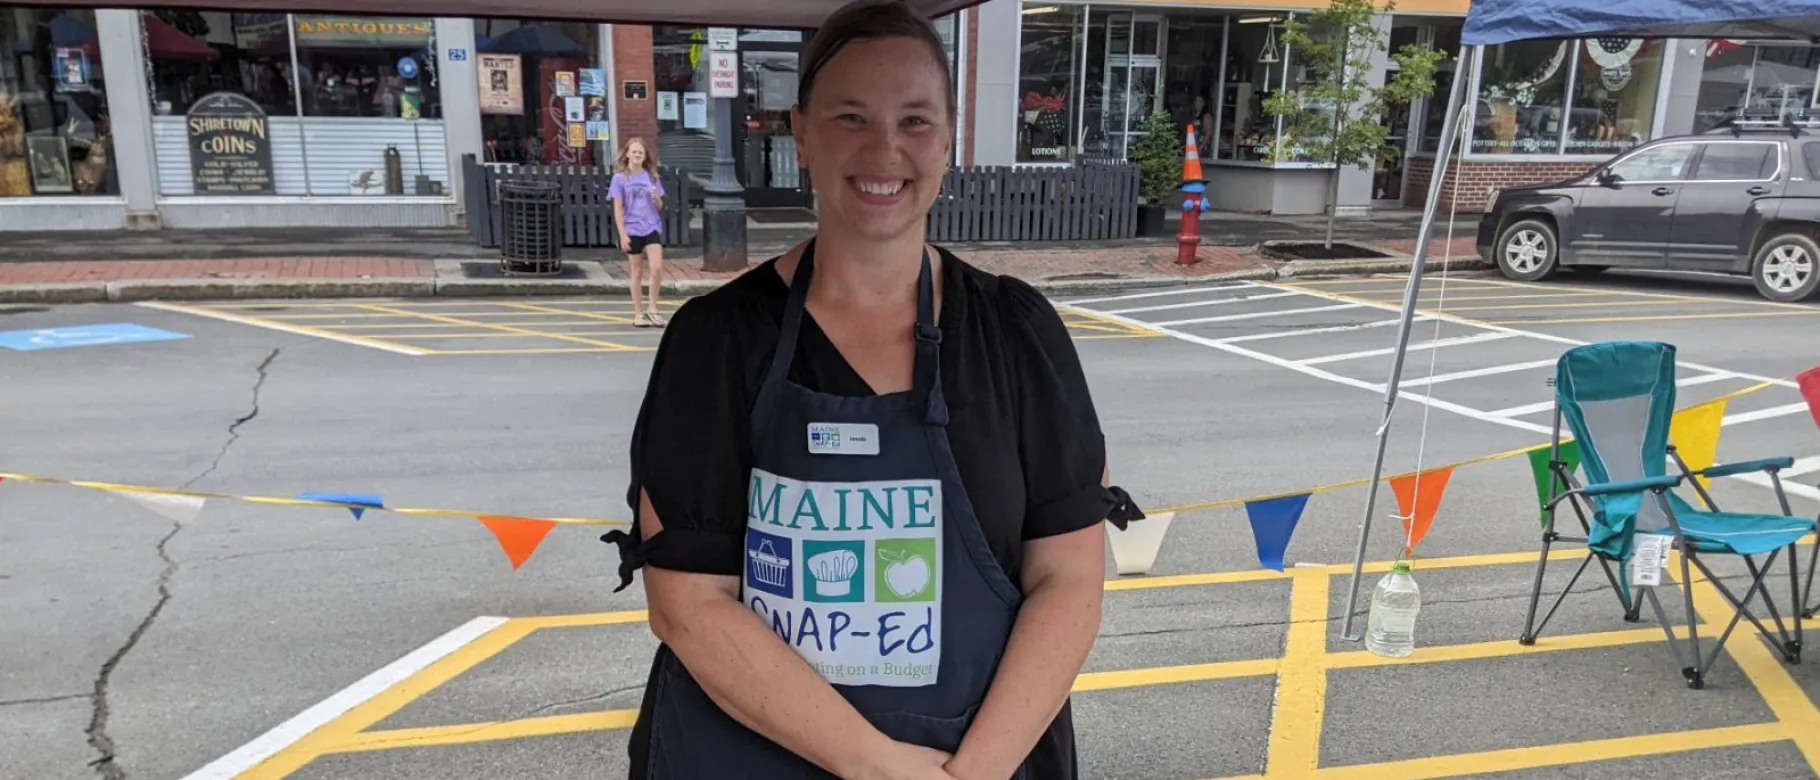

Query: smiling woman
603 0 1143 778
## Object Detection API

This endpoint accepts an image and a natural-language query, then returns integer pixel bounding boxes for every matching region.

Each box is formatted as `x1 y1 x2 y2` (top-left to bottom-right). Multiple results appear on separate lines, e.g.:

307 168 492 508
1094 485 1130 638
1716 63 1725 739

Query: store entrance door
1100 12 1166 159
733 31 811 209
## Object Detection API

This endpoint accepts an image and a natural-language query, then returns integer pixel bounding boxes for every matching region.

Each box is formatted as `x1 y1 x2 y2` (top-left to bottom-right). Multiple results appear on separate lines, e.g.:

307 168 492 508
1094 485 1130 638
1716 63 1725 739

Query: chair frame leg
1521 409 1631 646
1650 490 1801 689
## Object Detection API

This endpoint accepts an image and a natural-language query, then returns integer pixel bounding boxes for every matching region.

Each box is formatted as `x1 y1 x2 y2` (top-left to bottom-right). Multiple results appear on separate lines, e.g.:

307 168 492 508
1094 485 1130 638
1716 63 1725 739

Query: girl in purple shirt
611 137 667 327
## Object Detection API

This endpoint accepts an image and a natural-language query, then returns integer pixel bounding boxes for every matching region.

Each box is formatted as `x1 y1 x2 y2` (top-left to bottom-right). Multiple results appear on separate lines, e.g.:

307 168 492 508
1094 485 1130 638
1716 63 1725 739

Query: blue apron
638 241 1029 778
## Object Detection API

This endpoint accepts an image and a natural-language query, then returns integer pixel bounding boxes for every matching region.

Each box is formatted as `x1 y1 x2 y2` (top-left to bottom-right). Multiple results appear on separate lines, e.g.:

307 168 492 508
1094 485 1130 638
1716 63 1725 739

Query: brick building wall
963 10 978 167
1402 157 1600 212
611 25 659 156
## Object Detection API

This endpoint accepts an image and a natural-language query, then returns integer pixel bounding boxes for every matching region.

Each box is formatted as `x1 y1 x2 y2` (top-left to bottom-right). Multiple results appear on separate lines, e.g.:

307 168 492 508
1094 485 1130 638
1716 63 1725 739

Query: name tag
807 423 880 456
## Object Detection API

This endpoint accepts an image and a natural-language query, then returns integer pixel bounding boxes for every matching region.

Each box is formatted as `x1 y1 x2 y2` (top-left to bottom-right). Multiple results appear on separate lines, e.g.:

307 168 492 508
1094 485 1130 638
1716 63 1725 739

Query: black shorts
626 231 662 255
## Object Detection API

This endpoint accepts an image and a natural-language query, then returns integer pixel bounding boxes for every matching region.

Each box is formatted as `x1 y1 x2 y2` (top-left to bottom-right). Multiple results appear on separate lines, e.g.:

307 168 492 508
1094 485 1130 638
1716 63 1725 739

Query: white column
972 0 1019 166
1656 38 1704 137
1332 12 1393 216
94 9 157 229
435 17 481 219
601 24 619 155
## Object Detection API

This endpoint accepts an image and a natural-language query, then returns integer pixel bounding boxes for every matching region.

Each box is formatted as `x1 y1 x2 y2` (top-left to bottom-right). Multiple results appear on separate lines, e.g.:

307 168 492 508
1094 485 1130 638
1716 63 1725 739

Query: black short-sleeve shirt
613 246 1134 778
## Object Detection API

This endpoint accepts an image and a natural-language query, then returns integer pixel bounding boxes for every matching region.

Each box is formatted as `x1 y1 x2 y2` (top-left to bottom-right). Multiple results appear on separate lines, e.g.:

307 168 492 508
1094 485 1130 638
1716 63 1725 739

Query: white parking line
1153 303 1363 328
1721 403 1814 427
1215 316 1433 344
1400 359 1557 388
1487 372 1740 418
179 616 508 780
1103 291 1299 315
1060 282 1256 306
1300 332 1518 366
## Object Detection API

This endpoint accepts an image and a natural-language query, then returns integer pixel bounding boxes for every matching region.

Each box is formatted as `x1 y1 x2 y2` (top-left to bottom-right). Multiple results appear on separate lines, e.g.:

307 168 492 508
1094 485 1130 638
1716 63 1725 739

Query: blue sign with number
448 47 468 62
0 323 191 352
397 56 419 79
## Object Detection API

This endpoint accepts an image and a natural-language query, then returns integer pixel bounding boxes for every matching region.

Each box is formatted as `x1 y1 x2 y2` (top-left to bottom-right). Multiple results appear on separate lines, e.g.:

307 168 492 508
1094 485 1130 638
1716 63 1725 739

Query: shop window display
1016 5 1084 162
0 7 117 198
1471 37 1662 156
475 20 601 165
145 12 446 197
1693 43 1820 133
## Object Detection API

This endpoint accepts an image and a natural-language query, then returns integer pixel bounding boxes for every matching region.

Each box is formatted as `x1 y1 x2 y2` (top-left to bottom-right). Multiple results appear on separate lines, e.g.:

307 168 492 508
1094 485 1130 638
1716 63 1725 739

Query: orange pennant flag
478 515 558 570
1390 466 1455 555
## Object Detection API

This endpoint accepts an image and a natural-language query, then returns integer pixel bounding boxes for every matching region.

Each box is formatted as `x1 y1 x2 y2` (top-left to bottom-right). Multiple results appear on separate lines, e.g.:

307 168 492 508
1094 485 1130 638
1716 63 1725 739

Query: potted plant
1129 109 1184 237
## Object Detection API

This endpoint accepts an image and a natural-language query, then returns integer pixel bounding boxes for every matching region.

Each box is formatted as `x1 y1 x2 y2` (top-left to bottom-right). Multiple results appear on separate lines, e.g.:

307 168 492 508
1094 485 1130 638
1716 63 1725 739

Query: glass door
733 31 810 208
1098 12 1165 159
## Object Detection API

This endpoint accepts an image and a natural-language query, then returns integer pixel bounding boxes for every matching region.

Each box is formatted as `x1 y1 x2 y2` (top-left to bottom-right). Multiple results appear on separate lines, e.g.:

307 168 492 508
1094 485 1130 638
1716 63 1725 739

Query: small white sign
1631 533 1669 587
708 27 738 51
709 52 739 99
808 423 880 456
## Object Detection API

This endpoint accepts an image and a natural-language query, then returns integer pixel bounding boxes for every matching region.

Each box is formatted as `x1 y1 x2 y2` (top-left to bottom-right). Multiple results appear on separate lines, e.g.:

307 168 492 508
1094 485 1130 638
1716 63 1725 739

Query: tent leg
1339 45 1479 643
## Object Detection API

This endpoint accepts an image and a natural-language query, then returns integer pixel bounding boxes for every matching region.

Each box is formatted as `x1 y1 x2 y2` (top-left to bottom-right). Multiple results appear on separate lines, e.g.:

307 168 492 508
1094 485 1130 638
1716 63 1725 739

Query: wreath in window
1482 41 1566 106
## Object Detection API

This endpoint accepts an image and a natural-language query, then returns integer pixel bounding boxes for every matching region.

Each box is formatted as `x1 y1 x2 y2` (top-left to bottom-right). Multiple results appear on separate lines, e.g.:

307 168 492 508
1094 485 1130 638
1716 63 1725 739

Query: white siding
153 117 451 197
0 198 127 231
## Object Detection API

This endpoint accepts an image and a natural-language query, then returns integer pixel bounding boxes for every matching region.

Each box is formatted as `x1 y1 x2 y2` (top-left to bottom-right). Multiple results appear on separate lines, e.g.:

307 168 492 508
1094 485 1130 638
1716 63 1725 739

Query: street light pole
701 93 747 272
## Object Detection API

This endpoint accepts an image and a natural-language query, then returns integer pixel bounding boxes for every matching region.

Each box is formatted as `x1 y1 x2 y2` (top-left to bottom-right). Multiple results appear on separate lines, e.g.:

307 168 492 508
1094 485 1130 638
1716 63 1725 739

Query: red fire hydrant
1176 123 1206 266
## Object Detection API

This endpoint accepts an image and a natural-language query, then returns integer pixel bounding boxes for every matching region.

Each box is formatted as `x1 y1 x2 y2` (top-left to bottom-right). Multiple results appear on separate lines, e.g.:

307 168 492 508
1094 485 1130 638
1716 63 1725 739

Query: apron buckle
915 323 942 344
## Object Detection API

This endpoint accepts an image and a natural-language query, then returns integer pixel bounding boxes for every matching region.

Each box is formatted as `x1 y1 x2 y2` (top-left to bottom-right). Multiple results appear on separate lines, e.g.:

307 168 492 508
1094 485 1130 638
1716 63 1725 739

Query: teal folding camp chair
1520 341 1813 689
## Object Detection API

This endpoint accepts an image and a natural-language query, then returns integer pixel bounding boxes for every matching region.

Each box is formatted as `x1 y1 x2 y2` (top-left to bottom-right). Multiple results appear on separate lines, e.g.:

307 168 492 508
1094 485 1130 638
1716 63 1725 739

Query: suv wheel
1496 218 1558 281
1751 232 1820 302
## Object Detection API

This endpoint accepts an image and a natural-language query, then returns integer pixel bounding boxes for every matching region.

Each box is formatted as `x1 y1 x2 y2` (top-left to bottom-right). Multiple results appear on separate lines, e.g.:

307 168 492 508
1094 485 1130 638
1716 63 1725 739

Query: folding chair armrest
1699 457 1796 479
1582 475 1683 497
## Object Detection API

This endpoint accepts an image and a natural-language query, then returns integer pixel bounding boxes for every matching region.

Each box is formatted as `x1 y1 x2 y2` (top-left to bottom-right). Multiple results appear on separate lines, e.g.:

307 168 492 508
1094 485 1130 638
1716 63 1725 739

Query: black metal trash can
497 179 563 275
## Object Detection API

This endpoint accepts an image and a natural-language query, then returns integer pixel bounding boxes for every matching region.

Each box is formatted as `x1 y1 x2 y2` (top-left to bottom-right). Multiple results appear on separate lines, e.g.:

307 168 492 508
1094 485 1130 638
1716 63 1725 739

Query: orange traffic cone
1182 123 1203 182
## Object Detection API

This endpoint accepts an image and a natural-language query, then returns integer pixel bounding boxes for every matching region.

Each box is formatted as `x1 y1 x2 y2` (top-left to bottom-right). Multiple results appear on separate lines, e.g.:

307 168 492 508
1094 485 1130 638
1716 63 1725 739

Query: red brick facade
611 25 659 157
1402 156 1600 212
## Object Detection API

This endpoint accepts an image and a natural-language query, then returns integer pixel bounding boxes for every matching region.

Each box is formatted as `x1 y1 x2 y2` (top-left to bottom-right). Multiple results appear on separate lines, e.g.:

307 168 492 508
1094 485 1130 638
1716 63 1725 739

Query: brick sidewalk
1379 236 1479 259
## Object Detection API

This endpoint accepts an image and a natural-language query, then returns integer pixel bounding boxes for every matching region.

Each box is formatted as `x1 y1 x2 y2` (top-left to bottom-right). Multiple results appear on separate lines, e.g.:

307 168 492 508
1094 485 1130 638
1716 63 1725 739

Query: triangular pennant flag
296 492 385 520
1796 366 1819 430
1390 466 1454 555
1670 397 1728 488
111 490 207 523
1527 440 1581 526
1243 493 1310 571
1105 511 1174 576
478 515 558 570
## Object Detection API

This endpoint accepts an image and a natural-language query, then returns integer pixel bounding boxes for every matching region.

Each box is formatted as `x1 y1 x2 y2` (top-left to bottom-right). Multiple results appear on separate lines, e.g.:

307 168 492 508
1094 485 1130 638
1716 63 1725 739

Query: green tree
1263 0 1445 248
1130 109 1184 207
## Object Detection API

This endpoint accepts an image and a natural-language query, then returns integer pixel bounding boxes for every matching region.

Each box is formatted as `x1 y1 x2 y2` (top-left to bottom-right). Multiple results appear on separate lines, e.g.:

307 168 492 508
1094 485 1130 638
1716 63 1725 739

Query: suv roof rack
1712 109 1820 136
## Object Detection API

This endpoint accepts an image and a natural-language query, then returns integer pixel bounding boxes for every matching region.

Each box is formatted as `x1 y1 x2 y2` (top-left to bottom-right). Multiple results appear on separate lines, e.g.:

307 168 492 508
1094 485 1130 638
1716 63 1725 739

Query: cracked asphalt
1 268 1817 779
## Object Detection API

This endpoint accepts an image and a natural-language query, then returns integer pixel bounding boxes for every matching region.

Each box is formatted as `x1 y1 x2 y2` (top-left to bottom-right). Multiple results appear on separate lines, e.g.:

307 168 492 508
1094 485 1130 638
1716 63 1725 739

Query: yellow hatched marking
348 303 638 351
1488 310 1820 325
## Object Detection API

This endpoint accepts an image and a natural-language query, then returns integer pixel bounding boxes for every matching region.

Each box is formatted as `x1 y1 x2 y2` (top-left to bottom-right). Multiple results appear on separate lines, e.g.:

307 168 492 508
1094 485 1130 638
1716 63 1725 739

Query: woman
611 137 667 327
606 1 1141 777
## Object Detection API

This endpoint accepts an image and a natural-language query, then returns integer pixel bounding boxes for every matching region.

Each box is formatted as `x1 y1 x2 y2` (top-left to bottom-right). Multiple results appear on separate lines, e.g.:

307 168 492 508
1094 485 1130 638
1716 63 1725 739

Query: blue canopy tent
1339 0 1820 640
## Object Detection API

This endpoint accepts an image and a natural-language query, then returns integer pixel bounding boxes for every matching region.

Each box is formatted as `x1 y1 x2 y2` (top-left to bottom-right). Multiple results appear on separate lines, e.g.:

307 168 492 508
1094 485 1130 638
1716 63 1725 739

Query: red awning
75 12 219 61
14 0 981 31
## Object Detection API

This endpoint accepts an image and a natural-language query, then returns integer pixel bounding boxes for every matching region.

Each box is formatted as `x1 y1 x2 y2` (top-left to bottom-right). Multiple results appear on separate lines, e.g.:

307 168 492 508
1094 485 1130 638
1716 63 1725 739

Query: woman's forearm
657 581 897 778
946 568 1102 778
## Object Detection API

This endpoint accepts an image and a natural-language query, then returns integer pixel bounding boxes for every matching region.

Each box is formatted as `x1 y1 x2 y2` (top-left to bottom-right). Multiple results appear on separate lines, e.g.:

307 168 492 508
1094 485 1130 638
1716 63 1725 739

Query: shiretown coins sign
186 92 276 195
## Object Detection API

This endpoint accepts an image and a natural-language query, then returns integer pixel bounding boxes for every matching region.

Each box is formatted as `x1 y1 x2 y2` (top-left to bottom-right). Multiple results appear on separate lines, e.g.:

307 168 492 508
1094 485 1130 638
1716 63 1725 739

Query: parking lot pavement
8 277 1820 780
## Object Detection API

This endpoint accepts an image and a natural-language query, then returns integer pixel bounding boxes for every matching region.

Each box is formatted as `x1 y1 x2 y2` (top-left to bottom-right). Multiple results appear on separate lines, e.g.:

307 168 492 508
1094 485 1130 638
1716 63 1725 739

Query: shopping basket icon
749 540 791 590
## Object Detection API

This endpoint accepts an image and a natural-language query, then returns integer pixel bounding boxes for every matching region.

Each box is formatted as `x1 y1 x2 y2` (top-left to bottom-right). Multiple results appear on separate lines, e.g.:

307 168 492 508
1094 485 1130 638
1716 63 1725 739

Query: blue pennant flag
1244 493 1311 571
296 492 385 521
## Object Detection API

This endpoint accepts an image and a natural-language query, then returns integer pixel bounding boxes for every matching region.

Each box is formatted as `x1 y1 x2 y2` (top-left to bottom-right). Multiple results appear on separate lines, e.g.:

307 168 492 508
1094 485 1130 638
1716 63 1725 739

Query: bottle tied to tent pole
1365 560 1421 658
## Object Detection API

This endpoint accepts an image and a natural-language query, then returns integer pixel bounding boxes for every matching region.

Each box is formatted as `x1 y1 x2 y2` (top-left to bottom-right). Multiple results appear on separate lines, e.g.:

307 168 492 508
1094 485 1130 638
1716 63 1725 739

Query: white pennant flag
111 490 207 523
1106 511 1174 576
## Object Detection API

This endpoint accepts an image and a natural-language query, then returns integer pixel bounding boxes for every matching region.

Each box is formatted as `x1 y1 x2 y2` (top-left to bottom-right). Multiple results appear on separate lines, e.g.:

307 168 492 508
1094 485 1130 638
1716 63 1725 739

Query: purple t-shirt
610 170 666 238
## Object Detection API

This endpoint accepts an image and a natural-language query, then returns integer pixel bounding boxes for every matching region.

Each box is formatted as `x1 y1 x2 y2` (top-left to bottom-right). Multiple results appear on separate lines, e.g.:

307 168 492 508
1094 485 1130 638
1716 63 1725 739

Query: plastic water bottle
1365 561 1421 658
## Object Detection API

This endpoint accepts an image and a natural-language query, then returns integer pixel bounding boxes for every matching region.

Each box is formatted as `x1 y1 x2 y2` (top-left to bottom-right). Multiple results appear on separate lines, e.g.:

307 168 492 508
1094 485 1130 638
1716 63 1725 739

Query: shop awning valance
1463 0 1820 46
3 0 982 31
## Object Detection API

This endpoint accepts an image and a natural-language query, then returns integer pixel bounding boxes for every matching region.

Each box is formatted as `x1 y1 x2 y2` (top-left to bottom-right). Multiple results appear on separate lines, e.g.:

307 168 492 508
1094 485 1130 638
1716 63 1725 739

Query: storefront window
1693 43 1820 133
1417 20 1462 153
1471 39 1571 154
1217 15 1288 161
1471 37 1663 156
1564 39 1663 154
147 11 447 197
1016 4 1083 162
0 7 118 198
475 20 600 165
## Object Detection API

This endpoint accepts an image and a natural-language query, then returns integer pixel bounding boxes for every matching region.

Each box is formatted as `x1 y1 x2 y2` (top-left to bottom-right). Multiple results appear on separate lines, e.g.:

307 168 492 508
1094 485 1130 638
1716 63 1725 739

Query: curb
0 257 1488 305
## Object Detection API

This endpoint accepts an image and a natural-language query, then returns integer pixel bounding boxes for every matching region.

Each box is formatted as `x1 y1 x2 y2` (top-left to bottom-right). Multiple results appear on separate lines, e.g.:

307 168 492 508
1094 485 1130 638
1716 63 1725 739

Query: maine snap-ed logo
743 468 942 687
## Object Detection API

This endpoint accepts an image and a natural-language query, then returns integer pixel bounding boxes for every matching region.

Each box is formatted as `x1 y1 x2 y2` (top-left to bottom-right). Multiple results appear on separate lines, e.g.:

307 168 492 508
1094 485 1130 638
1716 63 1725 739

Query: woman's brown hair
797 0 955 124
615 137 659 175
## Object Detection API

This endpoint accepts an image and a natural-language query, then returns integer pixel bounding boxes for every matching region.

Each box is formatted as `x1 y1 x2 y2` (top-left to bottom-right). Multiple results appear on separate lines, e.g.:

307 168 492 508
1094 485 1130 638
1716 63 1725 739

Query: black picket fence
926 163 1141 242
461 154 698 248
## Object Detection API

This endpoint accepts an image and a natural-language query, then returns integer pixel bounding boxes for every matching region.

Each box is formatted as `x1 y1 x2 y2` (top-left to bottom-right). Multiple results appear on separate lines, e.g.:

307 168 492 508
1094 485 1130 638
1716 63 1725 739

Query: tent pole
1339 44 1479 642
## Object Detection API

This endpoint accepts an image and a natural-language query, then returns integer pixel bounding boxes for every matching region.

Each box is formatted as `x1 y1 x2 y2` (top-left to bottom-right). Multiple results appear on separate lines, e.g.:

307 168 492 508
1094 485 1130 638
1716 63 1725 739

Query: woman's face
793 36 952 243
626 142 646 168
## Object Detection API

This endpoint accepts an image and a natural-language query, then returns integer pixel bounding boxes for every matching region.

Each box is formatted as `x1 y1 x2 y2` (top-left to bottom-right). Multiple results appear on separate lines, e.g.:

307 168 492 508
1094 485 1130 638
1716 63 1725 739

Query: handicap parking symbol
0 323 191 352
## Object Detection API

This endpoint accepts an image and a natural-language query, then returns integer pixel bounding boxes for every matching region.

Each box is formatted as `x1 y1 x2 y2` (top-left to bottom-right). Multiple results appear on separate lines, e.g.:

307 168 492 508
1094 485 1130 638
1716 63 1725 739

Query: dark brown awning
8 0 983 31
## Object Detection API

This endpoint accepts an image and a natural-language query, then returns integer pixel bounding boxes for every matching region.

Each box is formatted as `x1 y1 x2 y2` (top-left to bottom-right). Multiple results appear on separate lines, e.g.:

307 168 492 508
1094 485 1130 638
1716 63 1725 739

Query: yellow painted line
328 321 618 330
1469 276 1820 312
1105 567 1292 591
1288 276 1500 287
1486 310 1820 325
351 303 637 351
134 301 431 356
1438 299 1742 313
1313 723 1787 780
235 620 541 779
1325 625 1696 670
513 610 649 630
363 330 654 339
1072 658 1278 692
203 299 681 310
1073 333 1163 340
1350 290 1625 304
324 710 642 754
1689 578 1820 773
259 311 592 321
424 347 651 355
496 300 648 324
1264 567 1328 779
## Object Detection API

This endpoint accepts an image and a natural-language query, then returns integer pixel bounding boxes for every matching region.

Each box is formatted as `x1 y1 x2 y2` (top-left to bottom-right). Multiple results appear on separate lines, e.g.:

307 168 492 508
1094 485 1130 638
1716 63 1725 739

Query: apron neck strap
762 241 949 426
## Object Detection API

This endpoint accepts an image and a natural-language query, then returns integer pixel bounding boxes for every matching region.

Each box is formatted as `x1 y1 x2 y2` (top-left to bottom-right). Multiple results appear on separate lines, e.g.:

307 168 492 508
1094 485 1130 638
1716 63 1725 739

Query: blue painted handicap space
0 323 192 352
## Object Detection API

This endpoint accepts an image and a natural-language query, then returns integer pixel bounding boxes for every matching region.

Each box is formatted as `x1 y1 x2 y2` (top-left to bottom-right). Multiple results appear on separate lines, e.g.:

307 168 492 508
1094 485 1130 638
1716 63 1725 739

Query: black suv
1477 116 1820 302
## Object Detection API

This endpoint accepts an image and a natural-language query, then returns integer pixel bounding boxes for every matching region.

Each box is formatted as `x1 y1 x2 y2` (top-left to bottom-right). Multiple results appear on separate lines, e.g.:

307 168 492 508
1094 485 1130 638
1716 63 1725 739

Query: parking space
141 298 1156 356
204 547 1820 780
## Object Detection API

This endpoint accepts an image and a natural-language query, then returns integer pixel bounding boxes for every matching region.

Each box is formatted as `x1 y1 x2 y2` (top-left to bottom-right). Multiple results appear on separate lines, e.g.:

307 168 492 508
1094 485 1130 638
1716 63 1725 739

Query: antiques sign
187 92 275 194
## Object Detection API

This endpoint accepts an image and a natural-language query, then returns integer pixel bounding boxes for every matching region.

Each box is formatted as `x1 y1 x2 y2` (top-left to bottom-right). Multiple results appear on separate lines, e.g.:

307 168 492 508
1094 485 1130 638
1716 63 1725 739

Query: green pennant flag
1528 440 1582 526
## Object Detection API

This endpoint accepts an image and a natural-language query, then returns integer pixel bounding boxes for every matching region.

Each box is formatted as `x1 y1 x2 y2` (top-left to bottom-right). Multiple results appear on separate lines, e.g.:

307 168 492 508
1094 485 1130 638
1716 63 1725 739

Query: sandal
633 309 651 328
645 310 667 328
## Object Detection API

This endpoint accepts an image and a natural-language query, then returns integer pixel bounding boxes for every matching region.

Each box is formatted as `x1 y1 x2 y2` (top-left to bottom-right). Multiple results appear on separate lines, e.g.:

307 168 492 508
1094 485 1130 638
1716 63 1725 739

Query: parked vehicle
1477 115 1820 302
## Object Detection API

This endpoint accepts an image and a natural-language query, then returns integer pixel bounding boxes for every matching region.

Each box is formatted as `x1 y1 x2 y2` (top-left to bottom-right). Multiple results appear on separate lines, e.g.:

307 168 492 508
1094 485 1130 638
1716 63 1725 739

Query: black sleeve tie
1105 485 1146 531
599 528 644 593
